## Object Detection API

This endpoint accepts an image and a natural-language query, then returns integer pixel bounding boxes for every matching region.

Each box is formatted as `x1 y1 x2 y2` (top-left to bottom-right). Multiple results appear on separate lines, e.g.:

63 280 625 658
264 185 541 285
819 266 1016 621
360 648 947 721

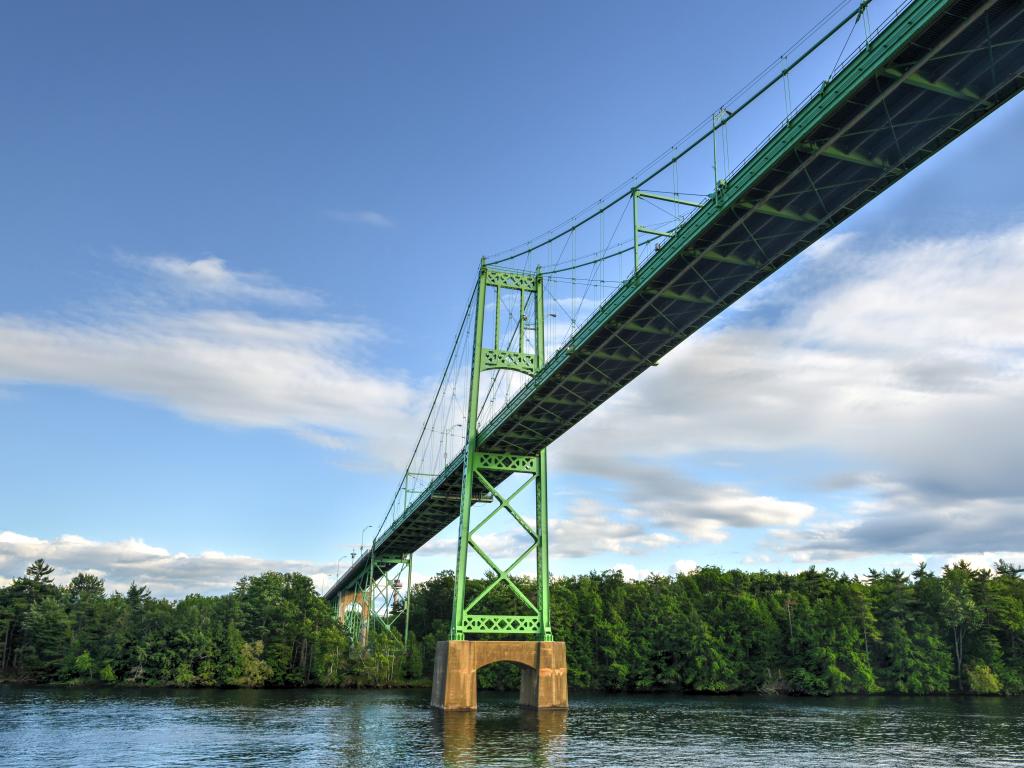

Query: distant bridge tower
330 551 411 649
432 263 568 710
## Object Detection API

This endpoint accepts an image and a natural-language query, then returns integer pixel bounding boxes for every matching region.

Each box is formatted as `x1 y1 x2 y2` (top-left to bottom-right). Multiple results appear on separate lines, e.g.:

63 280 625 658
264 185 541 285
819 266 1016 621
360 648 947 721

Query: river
2 685 1022 767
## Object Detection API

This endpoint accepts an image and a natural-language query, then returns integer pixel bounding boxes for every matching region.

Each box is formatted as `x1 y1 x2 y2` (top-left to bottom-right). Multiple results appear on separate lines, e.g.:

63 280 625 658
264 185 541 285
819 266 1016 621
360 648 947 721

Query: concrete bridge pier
430 640 568 710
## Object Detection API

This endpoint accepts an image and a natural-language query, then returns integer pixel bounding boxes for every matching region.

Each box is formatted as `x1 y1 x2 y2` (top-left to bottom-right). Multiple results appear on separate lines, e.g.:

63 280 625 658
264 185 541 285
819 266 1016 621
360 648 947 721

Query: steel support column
449 264 553 641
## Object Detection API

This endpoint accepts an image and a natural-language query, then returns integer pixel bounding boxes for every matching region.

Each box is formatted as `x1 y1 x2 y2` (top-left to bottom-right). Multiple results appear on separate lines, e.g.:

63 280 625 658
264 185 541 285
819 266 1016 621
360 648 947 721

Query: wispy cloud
418 498 676 561
0 309 420 467
0 530 335 597
774 481 1024 562
550 498 677 556
612 562 653 581
328 210 394 228
419 530 531 561
134 254 320 307
673 559 698 575
558 452 813 544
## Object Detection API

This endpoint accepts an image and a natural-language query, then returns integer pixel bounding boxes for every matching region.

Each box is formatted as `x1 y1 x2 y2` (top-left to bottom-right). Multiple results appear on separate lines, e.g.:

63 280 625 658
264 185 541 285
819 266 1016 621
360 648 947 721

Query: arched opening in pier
477 660 530 695
431 640 567 710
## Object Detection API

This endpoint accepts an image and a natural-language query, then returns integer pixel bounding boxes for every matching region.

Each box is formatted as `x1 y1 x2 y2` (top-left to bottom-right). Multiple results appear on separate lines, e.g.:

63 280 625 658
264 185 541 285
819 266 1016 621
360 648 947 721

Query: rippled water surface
2 685 1022 767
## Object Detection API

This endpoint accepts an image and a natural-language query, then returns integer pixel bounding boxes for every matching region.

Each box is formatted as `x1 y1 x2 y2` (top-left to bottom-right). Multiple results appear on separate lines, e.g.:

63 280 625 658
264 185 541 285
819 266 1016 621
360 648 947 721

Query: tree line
2 558 1022 694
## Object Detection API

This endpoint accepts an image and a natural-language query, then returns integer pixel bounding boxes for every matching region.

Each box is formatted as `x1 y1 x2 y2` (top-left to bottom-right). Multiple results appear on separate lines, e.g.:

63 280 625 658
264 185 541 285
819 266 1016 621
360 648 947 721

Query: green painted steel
343 602 363 638
449 265 553 641
325 0 1024 640
339 551 413 646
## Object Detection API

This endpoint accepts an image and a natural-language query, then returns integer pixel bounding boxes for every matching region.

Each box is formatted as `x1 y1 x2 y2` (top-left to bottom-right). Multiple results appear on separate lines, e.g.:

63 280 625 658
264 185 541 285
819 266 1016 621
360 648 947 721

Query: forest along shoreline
1 558 1021 695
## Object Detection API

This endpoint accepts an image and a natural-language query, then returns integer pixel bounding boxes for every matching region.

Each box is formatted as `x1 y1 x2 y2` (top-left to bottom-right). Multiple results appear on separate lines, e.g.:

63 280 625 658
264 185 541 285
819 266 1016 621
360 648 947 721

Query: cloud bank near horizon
1 527 1019 599
0 530 336 597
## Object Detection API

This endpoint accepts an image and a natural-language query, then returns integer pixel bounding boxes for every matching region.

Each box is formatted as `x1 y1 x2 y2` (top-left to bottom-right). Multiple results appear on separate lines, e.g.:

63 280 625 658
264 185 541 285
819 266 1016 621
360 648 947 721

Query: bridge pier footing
430 640 568 711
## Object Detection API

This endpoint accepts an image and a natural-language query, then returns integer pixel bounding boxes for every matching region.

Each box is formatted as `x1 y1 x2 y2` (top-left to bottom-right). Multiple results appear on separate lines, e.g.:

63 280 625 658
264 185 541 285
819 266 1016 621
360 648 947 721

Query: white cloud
555 224 1024 556
613 562 652 581
416 497 676 561
805 231 857 261
558 452 814 544
418 530 532 561
938 552 1024 571
550 498 677 556
672 559 698 575
774 482 1024 562
328 210 393 228
138 255 319 306
0 530 333 597
0 309 421 466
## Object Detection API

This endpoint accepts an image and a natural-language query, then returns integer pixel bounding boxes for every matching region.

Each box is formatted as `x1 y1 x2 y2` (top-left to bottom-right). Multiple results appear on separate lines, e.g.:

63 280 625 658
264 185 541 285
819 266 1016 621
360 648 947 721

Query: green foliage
0 560 399 688
402 561 1020 696
939 561 985 690
964 661 1001 694
19 596 72 680
2 558 1023 695
26 559 55 584
73 650 94 678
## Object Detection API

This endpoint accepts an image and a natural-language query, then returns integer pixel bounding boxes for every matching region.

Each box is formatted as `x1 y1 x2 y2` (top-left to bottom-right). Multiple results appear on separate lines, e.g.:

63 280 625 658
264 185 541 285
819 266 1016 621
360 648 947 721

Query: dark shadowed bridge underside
327 0 1024 602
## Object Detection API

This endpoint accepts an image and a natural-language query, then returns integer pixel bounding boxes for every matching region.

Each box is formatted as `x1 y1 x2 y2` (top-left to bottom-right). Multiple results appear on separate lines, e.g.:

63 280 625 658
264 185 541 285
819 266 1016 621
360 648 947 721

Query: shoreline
1 679 1014 697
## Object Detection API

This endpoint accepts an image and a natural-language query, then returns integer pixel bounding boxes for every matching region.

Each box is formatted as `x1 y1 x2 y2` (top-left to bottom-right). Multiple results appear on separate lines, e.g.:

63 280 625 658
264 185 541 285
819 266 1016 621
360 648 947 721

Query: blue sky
2 0 1024 595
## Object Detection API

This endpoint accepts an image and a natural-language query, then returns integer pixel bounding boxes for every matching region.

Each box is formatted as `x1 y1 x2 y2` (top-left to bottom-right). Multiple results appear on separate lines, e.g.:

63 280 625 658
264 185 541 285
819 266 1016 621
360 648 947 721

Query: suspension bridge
323 0 1024 709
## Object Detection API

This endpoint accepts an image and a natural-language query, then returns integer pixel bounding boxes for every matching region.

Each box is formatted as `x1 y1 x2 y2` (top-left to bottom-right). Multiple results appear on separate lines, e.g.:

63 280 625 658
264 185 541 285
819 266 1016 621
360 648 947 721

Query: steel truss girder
799 141 891 168
690 1 1003 285
561 372 617 387
881 66 989 103
647 286 715 304
737 200 820 223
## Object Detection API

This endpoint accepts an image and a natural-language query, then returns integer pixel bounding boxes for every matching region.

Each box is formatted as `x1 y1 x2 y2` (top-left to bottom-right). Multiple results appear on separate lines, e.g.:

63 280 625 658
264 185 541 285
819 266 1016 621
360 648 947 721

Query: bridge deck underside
326 0 1024 602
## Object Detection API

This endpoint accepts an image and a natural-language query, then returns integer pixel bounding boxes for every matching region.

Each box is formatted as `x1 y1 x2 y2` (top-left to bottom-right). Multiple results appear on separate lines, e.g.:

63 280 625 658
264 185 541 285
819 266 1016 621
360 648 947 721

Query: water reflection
521 707 568 738
521 709 569 766
435 706 568 766
2 686 1022 768
435 710 475 765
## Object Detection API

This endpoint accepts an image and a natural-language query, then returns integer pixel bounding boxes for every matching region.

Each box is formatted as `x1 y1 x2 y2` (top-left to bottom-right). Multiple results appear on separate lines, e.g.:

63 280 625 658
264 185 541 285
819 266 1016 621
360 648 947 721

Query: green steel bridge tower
449 265 553 642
